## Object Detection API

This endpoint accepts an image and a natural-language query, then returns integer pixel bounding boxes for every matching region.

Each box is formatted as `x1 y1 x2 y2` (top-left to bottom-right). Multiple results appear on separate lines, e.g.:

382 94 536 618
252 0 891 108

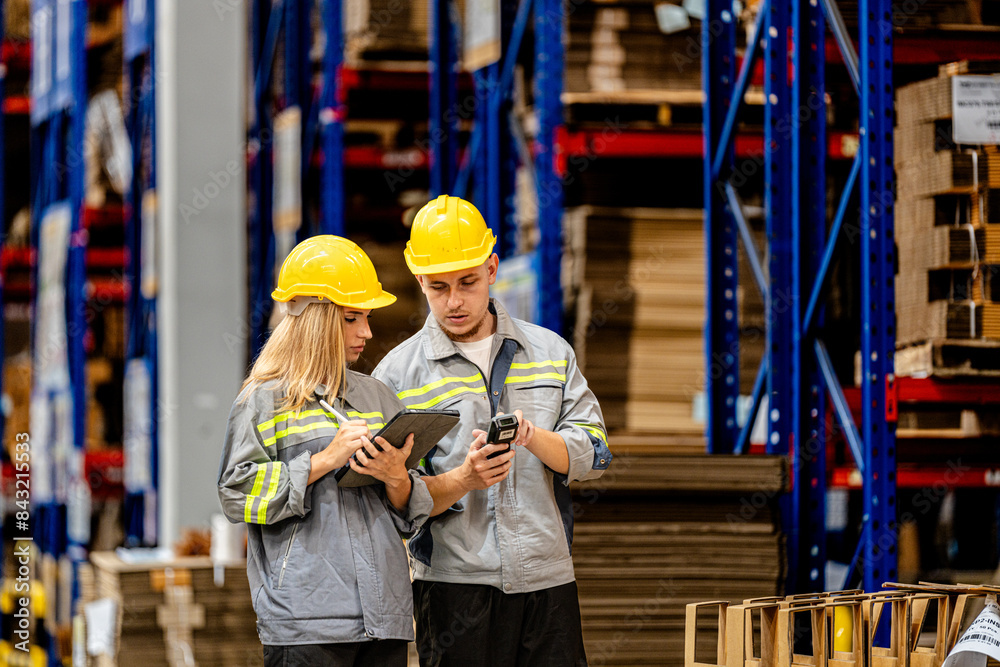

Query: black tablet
334 409 460 488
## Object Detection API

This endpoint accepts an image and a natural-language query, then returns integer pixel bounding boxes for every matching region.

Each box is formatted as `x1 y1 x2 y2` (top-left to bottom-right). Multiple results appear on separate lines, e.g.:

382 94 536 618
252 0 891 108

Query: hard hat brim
404 246 495 276
270 288 397 310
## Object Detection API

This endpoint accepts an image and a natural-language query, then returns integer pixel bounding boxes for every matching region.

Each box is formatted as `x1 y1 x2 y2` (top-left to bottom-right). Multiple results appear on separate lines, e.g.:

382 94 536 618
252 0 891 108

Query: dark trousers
263 639 407 667
413 580 588 667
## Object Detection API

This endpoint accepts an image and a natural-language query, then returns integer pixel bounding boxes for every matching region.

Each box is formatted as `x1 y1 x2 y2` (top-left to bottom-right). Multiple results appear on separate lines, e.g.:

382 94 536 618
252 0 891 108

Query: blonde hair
242 303 347 413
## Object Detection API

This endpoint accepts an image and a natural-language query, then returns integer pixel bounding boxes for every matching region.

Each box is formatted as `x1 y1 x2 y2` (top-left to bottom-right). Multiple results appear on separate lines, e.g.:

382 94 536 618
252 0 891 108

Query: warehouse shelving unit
429 0 564 332
704 0 897 594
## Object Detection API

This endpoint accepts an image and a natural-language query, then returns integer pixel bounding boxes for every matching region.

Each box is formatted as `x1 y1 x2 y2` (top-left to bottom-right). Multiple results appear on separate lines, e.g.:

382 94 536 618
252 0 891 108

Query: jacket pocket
511 384 563 430
275 520 300 590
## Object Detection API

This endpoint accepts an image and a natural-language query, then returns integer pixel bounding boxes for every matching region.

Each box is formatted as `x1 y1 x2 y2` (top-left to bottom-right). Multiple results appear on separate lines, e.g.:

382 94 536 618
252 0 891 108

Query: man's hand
459 430 515 490
422 430 515 516
508 409 569 475
511 409 535 448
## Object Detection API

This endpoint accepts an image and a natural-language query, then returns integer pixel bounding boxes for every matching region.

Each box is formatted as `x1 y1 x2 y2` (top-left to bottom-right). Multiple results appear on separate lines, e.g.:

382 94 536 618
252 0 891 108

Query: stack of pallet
566 2 702 94
81 552 261 666
565 206 705 433
684 582 999 667
572 454 786 666
896 64 1000 362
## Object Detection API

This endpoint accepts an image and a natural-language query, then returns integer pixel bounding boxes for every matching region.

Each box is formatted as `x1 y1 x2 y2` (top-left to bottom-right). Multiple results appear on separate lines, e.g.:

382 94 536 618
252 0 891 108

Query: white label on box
141 190 157 298
124 358 154 492
952 75 1000 145
273 107 302 234
943 596 1000 667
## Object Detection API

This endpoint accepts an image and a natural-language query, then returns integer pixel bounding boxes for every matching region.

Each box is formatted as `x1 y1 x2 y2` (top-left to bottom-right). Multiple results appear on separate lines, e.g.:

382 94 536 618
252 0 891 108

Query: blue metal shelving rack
248 0 343 357
704 0 897 593
29 0 89 654
430 0 564 333
123 0 157 546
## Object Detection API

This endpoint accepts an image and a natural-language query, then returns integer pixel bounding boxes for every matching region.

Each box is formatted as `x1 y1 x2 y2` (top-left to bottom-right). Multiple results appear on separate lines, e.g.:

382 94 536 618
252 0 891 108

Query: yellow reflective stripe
346 410 383 420
244 466 267 523
509 360 567 369
367 423 386 430
397 373 483 400
263 420 338 447
504 372 566 384
406 385 486 410
257 408 330 434
577 424 608 445
257 463 282 524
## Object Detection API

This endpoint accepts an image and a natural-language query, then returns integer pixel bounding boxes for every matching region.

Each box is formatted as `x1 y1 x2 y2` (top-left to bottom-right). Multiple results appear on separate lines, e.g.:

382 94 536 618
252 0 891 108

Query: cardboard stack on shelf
564 206 705 434
344 0 429 64
895 62 1000 376
565 2 702 95
564 206 763 435
80 553 261 667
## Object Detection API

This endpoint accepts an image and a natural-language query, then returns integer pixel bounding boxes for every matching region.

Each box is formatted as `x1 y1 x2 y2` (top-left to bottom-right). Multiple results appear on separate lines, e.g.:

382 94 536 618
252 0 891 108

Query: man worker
372 195 611 666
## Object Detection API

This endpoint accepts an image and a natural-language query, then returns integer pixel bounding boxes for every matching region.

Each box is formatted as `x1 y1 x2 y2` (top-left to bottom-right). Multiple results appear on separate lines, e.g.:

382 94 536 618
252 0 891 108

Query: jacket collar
314 370 364 411
421 298 530 361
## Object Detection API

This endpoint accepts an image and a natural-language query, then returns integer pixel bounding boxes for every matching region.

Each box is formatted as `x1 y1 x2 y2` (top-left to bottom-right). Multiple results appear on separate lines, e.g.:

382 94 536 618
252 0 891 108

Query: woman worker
217 236 432 666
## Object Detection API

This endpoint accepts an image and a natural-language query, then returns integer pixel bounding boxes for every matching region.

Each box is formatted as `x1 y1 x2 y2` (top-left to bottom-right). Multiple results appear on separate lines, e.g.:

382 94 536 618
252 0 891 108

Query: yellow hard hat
404 195 496 275
272 236 397 311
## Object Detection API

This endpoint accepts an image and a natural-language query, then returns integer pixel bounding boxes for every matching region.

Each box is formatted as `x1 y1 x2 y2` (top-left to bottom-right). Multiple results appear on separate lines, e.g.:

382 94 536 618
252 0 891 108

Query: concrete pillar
155 0 247 547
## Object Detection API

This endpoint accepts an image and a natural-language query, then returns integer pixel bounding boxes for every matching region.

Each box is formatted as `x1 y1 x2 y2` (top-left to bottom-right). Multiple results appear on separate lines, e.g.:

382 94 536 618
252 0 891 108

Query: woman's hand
351 433 415 510
308 419 370 484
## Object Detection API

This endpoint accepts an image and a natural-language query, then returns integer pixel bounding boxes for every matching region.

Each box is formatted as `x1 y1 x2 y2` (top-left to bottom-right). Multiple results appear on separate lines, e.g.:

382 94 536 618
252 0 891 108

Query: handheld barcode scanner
485 414 519 459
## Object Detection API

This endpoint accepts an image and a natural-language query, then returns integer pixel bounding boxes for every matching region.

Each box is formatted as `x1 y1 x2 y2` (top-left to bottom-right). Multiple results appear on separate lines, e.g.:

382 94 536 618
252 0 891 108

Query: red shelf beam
2 247 126 270
556 127 858 164
832 465 1000 489
339 66 474 97
827 31 1000 66
844 376 1000 409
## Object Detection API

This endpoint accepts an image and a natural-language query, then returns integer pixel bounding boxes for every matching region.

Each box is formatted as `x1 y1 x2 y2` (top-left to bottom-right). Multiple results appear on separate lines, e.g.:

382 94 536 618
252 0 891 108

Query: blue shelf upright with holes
123 0 158 546
704 0 897 593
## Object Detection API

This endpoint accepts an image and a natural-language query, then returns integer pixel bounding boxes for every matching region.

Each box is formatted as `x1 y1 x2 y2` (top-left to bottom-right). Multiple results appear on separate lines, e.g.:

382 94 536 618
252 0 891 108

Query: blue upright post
765 0 800 591
793 0 827 593
703 0 739 453
285 0 311 238
123 0 157 546
0 0 5 455
764 0 796 460
859 0 897 593
321 0 344 235
534 0 563 334
248 0 278 357
429 0 458 198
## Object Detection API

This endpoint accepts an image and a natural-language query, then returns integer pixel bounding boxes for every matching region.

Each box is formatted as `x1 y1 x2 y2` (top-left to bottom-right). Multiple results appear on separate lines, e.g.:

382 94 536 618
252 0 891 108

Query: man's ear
487 253 500 285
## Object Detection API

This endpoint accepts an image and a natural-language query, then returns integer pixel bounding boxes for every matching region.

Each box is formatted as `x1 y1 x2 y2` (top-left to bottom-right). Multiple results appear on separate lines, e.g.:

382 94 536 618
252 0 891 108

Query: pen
317 397 351 425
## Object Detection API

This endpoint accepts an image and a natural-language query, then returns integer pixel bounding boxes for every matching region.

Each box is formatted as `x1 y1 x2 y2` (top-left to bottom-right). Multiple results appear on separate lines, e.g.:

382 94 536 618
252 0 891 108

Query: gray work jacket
217 371 432 645
373 300 611 594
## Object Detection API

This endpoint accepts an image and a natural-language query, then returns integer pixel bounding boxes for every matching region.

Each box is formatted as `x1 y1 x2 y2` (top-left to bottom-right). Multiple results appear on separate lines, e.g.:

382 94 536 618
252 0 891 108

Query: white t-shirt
454 335 495 381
